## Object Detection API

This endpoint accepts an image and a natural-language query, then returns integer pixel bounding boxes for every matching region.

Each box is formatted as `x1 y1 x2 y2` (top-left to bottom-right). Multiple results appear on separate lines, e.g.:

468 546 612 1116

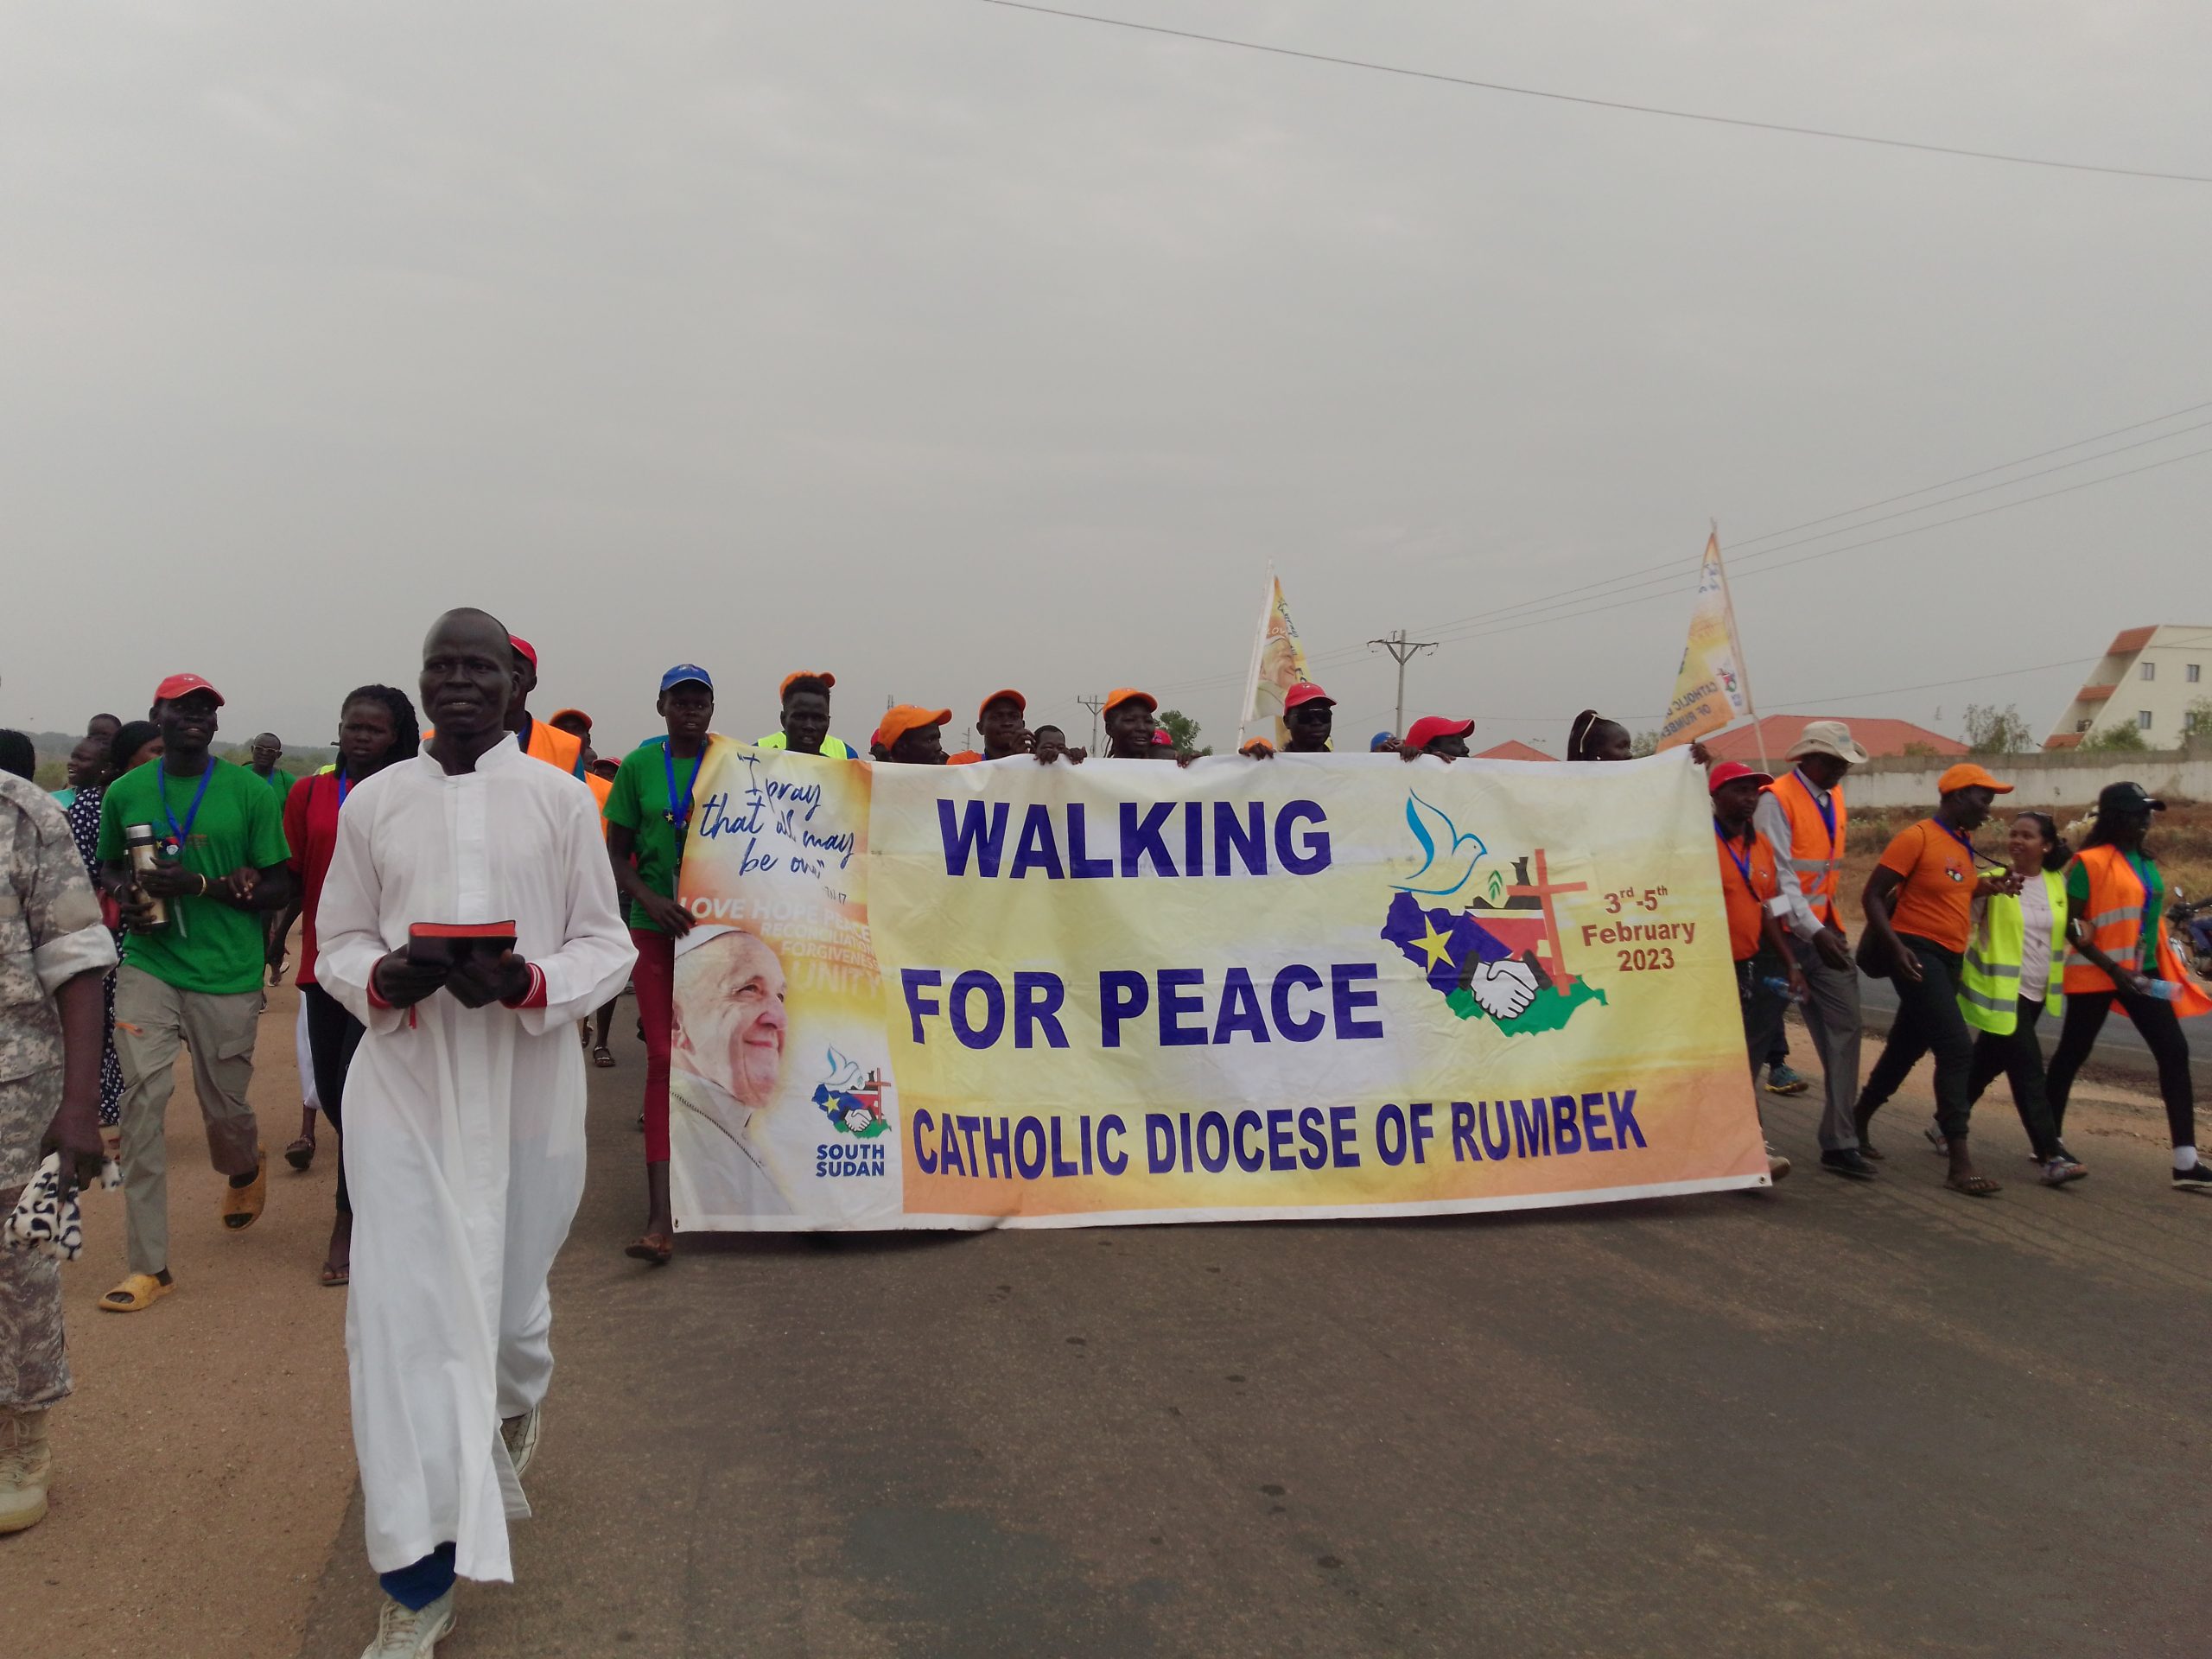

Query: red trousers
631 927 676 1163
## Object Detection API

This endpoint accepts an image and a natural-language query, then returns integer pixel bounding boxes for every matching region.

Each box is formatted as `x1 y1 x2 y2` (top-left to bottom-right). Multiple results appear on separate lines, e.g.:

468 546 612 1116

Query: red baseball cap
1150 728 1175 747
153 673 225 707
978 689 1027 718
1404 715 1474 749
508 635 539 671
1282 682 1333 710
1707 760 1773 794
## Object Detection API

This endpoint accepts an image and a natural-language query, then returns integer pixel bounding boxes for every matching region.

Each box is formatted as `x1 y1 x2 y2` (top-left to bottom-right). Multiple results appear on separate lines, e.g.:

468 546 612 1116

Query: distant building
1702 715 1967 765
2044 626 2212 749
1475 740 1555 762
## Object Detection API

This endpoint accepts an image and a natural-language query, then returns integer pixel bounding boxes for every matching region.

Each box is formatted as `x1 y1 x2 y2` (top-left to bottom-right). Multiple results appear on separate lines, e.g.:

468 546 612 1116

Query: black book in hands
407 921 518 969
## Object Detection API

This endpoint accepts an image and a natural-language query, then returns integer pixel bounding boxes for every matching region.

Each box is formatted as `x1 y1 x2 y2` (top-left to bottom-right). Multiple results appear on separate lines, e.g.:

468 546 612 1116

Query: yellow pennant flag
1657 533 1751 751
1240 574 1312 747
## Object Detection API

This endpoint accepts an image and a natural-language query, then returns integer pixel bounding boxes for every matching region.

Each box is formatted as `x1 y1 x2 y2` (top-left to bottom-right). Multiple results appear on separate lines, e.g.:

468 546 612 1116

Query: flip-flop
284 1136 316 1171
592 1045 616 1069
624 1233 674 1266
222 1152 267 1230
100 1272 173 1312
320 1261 350 1287
1947 1173 2002 1198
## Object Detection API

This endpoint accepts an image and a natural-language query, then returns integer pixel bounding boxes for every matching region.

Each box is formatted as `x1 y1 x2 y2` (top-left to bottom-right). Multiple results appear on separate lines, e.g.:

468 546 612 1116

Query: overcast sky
5 1 2208 756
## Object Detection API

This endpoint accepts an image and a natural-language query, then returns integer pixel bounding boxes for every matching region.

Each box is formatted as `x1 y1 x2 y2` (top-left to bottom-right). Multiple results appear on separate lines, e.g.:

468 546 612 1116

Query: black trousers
302 982 365 1217
1858 935 1974 1141
2047 988 2196 1149
1737 953 1787 1091
1965 995 2061 1160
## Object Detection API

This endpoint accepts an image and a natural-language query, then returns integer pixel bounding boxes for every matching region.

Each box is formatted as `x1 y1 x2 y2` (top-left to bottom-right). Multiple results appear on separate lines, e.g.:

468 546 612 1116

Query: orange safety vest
2062 844 2212 1014
1767 772 1847 929
1716 825 1781 962
582 767 613 841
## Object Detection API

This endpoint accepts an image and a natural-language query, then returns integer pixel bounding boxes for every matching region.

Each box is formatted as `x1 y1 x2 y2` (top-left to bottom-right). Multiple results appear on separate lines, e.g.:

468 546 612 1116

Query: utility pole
1368 629 1437 737
1077 693 1107 753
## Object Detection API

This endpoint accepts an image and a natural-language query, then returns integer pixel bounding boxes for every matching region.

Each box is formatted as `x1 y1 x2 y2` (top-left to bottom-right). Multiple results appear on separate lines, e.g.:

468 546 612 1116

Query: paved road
299 1051 2212 1658
1855 970 2212 1088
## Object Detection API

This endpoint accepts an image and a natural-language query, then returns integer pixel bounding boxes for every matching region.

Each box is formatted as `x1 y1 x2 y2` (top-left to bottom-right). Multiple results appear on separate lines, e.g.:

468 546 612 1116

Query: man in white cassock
315 608 634 1658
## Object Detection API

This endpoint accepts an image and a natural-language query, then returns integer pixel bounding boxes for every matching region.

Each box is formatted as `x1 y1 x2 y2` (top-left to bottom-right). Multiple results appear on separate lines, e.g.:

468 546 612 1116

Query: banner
1238 574 1312 748
1657 533 1751 751
669 745 1766 1230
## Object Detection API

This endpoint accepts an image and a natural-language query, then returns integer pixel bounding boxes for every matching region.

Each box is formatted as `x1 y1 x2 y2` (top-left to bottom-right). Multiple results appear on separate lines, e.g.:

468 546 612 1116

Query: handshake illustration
1466 958 1541 1021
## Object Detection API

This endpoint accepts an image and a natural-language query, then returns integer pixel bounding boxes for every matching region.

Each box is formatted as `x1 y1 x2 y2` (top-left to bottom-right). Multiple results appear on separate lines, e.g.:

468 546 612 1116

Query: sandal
1946 1173 2002 1198
221 1151 268 1230
284 1135 316 1172
320 1261 350 1287
100 1272 173 1312
593 1045 616 1069
624 1233 674 1266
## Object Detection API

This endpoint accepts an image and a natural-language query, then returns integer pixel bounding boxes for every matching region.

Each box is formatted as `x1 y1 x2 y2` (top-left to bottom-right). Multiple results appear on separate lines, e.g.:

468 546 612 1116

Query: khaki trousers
113 964 262 1276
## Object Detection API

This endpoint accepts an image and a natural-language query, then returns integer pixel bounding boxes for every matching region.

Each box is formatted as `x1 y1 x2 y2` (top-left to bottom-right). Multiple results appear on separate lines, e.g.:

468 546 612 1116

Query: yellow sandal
221 1151 267 1230
100 1273 173 1313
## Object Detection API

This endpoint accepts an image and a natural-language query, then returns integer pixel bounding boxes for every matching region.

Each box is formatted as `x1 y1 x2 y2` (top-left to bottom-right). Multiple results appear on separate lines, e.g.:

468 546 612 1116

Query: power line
1076 691 1107 752
1426 439 2212 649
979 1 2212 185
1412 405 2212 641
1368 629 1436 735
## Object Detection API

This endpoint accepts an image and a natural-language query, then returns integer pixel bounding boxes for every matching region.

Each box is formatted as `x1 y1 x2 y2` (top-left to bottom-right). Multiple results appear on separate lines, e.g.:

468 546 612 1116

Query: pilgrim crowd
1 615 2202 1656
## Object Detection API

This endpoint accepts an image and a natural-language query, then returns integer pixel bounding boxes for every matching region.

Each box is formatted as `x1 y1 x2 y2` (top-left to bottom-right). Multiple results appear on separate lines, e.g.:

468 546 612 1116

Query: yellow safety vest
755 732 855 760
1958 868 2069 1035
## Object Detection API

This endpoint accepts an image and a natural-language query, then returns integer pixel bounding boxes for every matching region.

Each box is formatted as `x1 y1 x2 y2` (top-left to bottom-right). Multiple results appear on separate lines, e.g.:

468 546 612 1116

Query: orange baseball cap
1103 688 1156 715
1937 762 2013 796
547 707 591 730
978 689 1027 718
879 705 951 748
779 671 836 699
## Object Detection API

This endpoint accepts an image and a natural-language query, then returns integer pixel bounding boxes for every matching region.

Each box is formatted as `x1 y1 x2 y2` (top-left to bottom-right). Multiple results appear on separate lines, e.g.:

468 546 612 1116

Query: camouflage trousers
0 1068 69 1408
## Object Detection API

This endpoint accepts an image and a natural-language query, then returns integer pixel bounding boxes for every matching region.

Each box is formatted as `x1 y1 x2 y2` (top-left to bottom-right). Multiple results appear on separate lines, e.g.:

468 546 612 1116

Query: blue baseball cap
660 664 714 693
1370 731 1395 751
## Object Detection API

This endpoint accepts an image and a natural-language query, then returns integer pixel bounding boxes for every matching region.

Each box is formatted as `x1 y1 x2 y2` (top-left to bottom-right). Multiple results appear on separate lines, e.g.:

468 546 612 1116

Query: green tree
2184 696 2212 739
1157 709 1209 756
2082 722 2148 753
1962 702 2033 755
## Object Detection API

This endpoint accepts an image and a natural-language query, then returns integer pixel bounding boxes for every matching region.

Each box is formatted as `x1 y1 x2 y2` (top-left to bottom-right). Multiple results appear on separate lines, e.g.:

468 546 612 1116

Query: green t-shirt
251 764 295 808
2067 848 2164 972
97 758 292 994
606 738 709 933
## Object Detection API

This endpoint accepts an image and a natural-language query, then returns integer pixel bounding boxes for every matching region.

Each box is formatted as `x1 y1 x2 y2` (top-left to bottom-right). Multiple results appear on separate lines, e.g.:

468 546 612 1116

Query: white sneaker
501 1405 541 1478
360 1591 454 1656
0 1407 53 1534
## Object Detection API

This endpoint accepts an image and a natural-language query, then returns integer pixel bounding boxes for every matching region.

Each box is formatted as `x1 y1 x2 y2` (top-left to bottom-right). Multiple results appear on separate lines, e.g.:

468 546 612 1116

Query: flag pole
1708 521 1771 777
1235 564 1274 747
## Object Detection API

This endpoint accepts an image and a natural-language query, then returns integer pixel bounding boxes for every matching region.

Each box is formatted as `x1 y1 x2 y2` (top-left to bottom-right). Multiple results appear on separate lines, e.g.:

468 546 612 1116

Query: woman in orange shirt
1852 765 2020 1196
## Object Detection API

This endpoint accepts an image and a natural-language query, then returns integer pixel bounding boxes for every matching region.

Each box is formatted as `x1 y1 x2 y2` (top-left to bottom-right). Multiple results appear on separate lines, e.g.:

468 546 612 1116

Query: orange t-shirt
1876 819 1982 954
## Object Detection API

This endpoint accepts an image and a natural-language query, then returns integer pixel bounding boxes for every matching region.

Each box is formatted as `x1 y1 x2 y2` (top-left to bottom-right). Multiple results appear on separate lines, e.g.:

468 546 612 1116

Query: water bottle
1761 976 1807 1006
122 823 167 928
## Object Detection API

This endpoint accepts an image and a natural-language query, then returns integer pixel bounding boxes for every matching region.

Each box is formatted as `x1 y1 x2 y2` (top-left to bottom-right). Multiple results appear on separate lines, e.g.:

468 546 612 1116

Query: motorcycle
2173 892 2212 981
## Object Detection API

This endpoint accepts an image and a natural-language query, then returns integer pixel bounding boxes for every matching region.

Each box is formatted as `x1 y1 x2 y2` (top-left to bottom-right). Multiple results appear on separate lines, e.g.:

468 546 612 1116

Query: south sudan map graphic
1379 793 1605 1037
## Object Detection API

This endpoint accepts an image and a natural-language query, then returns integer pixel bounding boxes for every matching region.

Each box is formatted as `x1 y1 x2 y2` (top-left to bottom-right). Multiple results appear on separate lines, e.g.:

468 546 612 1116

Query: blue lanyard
1933 817 1982 866
157 761 214 850
662 740 703 830
335 771 352 808
1795 771 1837 855
1715 820 1757 892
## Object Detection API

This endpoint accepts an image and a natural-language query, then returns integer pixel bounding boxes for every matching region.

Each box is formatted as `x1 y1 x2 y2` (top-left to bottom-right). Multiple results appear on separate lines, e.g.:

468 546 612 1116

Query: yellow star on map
1413 919 1454 970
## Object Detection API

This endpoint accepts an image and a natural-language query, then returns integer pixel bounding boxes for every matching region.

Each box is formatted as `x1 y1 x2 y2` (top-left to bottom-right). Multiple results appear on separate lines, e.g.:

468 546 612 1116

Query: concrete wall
1844 738 2212 810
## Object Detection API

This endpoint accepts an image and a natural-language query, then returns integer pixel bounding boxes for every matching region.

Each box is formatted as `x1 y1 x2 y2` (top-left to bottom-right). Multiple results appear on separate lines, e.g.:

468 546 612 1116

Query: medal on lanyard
663 741 702 830
157 761 213 861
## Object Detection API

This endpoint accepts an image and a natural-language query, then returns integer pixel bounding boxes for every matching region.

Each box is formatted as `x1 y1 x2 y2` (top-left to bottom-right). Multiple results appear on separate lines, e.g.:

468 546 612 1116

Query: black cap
2096 780 2166 816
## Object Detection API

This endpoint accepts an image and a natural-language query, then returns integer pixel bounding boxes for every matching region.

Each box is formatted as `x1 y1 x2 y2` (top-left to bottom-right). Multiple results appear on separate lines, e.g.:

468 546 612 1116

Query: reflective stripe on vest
1770 772 1846 924
2063 847 2212 1015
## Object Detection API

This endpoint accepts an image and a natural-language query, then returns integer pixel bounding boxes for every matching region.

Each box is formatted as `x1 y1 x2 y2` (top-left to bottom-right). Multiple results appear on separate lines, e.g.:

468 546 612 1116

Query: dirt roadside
5 970 353 1659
